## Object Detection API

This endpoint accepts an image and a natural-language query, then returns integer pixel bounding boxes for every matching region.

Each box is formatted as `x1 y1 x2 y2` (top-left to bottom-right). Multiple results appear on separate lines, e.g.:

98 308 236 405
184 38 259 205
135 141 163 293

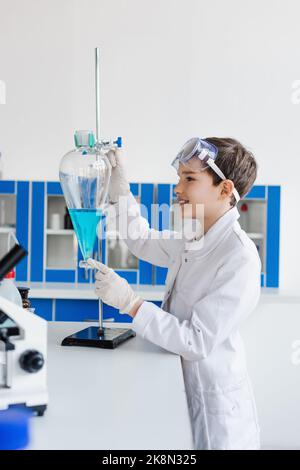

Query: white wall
0 0 299 290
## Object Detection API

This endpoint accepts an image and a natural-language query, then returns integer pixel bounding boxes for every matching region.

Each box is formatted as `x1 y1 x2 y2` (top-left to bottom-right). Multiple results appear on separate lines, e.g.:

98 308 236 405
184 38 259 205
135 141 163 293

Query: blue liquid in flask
69 209 102 260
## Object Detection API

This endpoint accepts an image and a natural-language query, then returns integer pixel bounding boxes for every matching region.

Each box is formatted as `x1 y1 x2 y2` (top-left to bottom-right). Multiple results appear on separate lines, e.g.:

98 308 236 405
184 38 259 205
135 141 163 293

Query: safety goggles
171 137 240 203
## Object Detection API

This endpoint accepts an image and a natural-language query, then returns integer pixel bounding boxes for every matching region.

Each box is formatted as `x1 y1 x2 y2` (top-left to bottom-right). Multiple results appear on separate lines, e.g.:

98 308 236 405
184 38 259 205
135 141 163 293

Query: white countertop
16 282 300 304
29 321 194 450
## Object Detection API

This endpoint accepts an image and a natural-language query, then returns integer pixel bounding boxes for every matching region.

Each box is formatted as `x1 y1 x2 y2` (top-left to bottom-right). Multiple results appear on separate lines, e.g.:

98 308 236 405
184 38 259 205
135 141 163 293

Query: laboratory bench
28 321 194 450
25 292 296 451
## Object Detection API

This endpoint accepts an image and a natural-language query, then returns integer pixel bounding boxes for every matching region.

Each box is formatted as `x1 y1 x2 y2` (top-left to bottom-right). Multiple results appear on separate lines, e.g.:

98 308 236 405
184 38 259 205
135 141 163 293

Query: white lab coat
110 193 261 450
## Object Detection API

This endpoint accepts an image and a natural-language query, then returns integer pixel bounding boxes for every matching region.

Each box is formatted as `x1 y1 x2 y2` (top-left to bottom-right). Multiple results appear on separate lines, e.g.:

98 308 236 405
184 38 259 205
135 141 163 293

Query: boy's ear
220 180 235 200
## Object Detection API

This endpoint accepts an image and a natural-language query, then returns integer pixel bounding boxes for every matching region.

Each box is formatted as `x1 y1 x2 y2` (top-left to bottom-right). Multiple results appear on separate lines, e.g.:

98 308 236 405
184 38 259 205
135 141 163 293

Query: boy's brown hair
205 137 257 207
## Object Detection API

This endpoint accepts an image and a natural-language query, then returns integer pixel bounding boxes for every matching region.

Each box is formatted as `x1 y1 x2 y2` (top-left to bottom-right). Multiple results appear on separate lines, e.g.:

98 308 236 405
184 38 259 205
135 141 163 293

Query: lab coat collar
183 206 240 255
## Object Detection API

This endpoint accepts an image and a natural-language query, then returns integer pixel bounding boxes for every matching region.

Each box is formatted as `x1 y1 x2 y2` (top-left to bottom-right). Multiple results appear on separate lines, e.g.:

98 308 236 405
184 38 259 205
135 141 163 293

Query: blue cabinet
0 180 281 322
241 185 280 288
45 182 76 283
30 298 133 323
30 182 45 282
0 181 30 282
154 184 173 286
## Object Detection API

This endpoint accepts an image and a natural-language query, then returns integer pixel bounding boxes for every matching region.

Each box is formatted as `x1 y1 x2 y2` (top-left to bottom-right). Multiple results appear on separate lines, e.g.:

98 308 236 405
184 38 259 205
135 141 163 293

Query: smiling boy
88 137 261 450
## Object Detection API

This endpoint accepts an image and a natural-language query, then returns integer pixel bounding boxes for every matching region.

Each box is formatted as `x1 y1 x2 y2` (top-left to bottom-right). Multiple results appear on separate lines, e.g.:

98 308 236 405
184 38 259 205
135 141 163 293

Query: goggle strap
207 159 240 203
207 158 227 180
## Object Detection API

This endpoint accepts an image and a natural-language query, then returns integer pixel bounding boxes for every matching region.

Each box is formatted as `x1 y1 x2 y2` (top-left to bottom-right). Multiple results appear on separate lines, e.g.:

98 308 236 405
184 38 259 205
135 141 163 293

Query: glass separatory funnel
59 47 136 350
59 130 110 262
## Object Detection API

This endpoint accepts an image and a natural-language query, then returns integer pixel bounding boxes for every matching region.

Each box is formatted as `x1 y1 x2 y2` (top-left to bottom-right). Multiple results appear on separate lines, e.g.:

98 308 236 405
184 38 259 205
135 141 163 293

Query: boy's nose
174 181 180 192
174 182 183 196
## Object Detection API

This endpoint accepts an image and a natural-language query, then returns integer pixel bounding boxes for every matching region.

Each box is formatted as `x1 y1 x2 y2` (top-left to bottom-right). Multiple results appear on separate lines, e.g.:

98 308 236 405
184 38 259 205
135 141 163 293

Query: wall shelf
247 232 264 240
46 229 74 236
0 227 16 233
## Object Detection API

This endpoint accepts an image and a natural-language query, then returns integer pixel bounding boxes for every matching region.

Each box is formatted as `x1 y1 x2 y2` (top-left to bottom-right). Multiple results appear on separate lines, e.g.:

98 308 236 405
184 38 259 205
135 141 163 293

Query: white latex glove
106 148 130 204
87 258 143 314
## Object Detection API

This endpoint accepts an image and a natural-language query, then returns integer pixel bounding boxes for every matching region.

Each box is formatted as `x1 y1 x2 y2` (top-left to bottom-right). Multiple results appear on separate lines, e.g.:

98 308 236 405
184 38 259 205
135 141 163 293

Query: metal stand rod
95 47 104 336
98 299 104 336
95 47 101 142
